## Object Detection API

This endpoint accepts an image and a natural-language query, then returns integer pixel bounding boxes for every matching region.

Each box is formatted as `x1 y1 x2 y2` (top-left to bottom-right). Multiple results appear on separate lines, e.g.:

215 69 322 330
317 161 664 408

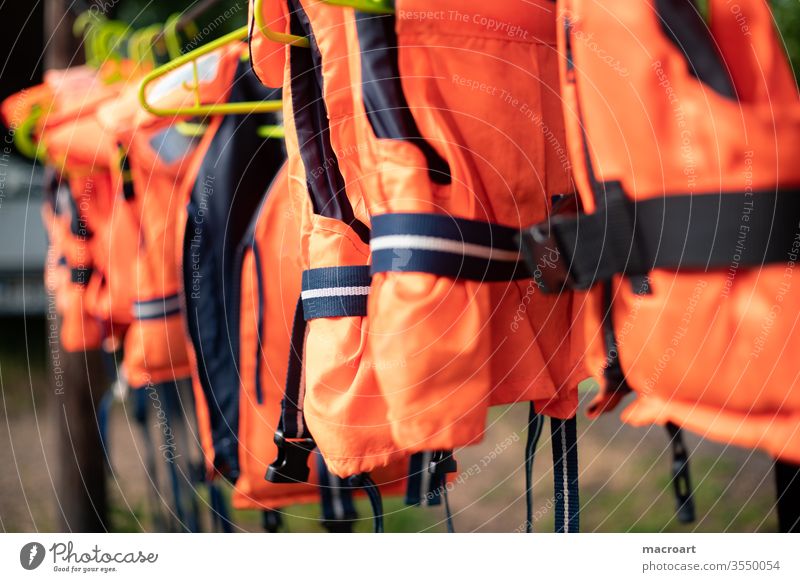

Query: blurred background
0 0 798 533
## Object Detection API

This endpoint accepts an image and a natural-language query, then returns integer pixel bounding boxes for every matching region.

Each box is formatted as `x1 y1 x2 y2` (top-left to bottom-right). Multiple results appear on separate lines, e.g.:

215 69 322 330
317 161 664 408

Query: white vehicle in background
0 156 47 315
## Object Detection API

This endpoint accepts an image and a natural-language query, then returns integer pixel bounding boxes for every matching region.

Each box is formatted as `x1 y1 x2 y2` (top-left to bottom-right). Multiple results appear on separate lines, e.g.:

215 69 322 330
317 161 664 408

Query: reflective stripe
133 294 182 320
371 234 521 262
301 266 372 320
370 213 530 281
551 416 580 533
300 286 370 300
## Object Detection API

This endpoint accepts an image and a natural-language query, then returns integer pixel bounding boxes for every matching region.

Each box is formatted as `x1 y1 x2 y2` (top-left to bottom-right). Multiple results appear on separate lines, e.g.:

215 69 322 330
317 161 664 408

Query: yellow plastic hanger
138 26 282 117
73 11 104 67
257 124 285 139
174 121 209 137
254 0 310 47
14 105 45 161
321 0 395 14
164 14 184 60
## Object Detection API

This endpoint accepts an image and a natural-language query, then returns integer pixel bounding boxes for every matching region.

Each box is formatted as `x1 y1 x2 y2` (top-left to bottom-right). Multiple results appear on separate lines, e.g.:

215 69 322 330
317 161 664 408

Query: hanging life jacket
39 112 121 352
235 162 326 511
176 53 286 484
250 0 410 480
519 0 800 463
351 0 586 452
109 90 204 390
250 3 442 524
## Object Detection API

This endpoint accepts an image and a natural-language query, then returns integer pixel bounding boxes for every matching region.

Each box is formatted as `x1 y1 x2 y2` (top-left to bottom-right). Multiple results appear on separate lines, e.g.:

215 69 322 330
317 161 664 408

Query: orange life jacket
520 0 800 463
339 0 584 530
39 112 120 352
110 98 202 389
236 162 323 510
251 4 445 524
237 161 393 527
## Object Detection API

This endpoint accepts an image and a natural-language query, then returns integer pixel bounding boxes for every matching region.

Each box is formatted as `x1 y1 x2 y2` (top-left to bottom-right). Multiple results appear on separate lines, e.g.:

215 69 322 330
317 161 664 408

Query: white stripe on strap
371 234 521 262
300 286 370 300
133 295 182 319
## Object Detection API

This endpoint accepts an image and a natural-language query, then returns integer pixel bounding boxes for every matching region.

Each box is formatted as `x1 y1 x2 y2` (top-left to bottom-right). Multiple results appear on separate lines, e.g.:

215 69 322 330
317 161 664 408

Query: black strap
429 451 457 533
261 509 284 533
520 187 800 292
70 266 93 286
404 452 440 507
551 416 580 533
267 266 373 484
774 459 800 533
525 404 545 533
348 473 384 533
666 422 695 524
265 298 315 484
132 293 182 321
317 454 358 533
301 266 371 320
370 213 530 281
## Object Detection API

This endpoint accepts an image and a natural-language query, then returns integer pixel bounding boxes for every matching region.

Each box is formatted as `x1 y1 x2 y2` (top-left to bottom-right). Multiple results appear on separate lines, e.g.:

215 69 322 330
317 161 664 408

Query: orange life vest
251 4 442 524
110 97 202 389
520 0 800 463
39 111 120 352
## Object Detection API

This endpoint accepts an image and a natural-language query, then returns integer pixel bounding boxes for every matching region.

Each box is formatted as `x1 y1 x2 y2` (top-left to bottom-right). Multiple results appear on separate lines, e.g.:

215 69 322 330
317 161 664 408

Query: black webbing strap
317 454 358 533
301 265 371 319
774 459 800 533
261 509 284 533
132 293 182 321
404 452 441 507
370 213 530 281
265 297 315 484
666 422 696 524
429 450 457 533
520 186 800 292
348 473 385 533
267 266 372 484
70 266 93 286
524 404 545 533
551 416 580 533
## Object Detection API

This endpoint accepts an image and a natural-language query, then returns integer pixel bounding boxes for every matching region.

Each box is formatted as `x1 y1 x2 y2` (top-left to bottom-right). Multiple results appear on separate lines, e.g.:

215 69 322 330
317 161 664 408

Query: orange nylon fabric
559 0 800 462
248 0 288 88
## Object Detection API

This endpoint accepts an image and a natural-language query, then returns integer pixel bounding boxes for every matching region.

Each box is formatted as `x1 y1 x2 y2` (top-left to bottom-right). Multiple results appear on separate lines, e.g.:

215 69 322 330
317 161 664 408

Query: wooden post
45 0 108 532
50 332 110 532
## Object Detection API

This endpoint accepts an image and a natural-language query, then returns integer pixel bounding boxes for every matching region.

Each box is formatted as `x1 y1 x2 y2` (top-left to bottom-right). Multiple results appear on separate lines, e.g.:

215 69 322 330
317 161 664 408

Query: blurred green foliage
108 0 247 52
773 0 800 77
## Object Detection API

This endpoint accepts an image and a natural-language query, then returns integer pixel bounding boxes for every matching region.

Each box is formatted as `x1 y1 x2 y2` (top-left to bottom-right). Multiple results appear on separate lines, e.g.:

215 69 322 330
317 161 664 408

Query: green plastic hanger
14 105 45 161
321 0 395 14
257 124 285 139
139 26 282 117
254 0 310 47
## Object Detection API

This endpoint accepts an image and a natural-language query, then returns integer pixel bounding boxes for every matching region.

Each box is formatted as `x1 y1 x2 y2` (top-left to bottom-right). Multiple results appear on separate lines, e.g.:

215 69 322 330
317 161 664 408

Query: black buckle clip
667 423 695 524
265 430 316 484
517 221 576 293
428 450 458 476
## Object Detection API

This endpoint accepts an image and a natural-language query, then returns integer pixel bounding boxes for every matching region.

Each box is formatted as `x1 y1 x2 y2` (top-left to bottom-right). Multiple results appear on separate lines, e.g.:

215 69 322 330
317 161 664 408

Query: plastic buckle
428 450 458 476
265 430 316 484
517 221 574 293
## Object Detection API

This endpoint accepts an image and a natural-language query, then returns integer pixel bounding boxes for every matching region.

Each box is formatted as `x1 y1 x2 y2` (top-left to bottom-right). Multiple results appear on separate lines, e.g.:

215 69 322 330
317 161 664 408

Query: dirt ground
0 318 781 533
